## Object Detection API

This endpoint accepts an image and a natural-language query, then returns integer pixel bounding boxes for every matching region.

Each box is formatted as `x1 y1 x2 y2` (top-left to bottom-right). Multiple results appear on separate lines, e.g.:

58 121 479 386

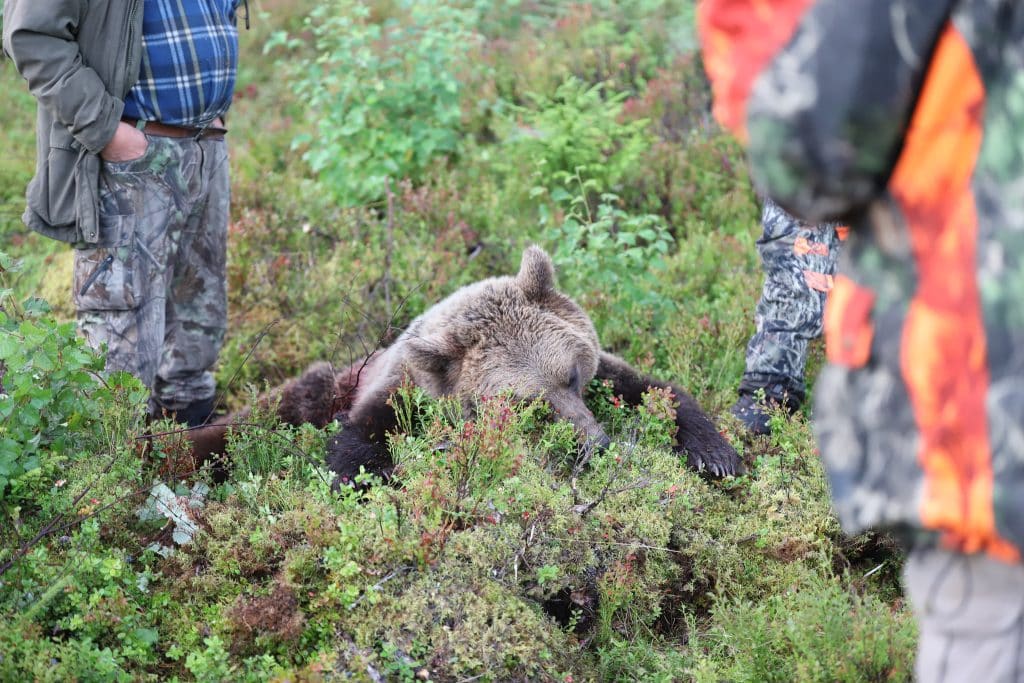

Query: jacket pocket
824 275 875 368
32 146 80 229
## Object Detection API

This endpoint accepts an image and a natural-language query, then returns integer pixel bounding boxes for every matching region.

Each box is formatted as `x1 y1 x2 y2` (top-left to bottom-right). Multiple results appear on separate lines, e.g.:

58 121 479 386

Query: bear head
396 246 610 449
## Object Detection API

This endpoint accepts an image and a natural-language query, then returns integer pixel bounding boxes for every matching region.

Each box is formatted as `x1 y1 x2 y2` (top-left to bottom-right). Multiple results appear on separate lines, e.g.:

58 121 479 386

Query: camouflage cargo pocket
73 172 142 311
73 220 141 311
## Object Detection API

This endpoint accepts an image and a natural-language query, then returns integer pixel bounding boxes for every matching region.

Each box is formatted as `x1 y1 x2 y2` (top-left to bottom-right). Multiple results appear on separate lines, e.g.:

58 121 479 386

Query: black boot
729 383 803 436
175 397 217 428
149 396 217 428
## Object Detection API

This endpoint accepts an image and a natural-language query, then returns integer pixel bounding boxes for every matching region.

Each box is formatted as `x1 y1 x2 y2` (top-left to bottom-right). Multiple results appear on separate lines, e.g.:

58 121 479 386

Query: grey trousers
904 547 1024 682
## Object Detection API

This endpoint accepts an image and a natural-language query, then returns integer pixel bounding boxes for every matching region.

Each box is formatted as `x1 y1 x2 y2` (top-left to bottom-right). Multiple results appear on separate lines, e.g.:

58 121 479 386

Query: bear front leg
595 351 742 476
325 393 401 487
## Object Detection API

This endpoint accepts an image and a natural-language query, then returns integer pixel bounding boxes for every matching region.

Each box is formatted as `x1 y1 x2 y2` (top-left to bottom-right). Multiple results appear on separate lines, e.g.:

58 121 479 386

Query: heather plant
688 574 916 682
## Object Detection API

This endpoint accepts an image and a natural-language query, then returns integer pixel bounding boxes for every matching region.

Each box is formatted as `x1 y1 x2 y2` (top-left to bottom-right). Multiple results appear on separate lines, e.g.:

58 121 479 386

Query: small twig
384 178 395 318
863 561 886 579
545 536 685 555
568 441 592 506
570 437 646 518
207 319 279 425
348 565 411 609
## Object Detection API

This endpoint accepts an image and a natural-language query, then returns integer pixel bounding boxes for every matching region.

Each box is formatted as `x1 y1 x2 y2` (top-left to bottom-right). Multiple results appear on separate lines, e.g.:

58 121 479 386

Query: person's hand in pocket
100 122 148 162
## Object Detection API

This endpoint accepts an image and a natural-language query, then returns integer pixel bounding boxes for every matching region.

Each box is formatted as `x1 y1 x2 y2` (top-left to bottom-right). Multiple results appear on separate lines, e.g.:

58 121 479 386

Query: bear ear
405 334 460 376
517 245 556 301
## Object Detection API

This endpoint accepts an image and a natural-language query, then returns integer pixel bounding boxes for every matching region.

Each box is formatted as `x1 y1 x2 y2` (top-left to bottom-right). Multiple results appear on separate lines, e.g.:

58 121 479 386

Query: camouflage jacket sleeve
698 0 954 223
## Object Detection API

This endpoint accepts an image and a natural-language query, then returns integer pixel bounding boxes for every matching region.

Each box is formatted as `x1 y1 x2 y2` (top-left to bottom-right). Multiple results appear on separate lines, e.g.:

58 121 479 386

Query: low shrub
0 252 147 504
280 0 484 207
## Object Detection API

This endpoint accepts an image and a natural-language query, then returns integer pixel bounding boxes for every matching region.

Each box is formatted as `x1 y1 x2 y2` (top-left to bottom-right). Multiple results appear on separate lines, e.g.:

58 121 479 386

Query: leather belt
121 117 227 140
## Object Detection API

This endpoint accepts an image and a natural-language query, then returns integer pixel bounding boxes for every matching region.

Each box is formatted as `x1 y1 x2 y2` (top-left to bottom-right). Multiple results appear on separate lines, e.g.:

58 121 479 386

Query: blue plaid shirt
123 0 241 127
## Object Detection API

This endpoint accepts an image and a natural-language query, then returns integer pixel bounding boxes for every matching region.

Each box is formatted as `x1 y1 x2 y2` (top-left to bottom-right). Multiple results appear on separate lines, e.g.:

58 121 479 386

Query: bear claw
687 446 743 478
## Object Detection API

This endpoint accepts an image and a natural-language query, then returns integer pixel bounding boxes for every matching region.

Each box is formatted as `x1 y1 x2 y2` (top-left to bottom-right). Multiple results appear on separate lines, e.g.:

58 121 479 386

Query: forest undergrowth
0 2 912 680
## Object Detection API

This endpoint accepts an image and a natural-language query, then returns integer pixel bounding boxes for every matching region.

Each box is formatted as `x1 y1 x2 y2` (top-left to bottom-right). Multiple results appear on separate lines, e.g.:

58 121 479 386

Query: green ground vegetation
0 1 912 680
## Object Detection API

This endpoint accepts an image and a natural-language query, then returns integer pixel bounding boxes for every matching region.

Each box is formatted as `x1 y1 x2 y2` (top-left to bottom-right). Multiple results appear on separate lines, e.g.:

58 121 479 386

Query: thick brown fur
189 247 742 484
187 360 366 469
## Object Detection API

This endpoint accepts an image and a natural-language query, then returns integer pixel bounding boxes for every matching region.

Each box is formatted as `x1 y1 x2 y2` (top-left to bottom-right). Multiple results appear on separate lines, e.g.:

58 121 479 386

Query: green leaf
550 187 572 203
133 628 160 646
0 333 20 360
22 297 52 317
0 252 17 272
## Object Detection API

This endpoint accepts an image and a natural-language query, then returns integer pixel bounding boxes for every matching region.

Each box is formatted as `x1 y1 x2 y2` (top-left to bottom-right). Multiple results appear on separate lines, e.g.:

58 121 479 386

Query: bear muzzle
546 391 611 454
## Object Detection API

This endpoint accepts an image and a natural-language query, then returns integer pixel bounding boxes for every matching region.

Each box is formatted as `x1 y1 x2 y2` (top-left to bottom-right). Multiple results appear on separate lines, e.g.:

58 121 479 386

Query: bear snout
547 392 611 454
572 419 612 462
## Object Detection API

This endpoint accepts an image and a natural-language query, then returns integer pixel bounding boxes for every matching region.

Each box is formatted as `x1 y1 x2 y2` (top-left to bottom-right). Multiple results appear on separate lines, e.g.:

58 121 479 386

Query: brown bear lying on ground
188 246 742 483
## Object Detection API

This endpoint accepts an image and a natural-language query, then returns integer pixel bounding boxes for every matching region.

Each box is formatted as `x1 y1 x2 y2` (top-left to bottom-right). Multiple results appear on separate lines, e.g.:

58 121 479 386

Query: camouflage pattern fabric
700 0 1024 563
73 134 229 412
739 198 841 404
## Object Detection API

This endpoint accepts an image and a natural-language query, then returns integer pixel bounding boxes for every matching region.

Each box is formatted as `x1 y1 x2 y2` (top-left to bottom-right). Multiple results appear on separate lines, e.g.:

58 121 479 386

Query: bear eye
567 367 580 392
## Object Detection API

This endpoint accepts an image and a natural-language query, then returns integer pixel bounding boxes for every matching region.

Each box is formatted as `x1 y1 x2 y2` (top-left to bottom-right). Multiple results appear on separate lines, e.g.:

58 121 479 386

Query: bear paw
683 441 743 478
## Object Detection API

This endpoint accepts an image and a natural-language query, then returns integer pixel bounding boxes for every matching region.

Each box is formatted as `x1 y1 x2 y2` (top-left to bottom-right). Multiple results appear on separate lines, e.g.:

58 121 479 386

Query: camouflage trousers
73 134 229 412
739 199 842 404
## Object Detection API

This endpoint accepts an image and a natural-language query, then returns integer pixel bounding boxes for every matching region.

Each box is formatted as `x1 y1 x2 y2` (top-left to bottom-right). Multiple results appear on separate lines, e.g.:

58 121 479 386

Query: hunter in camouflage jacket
699 0 1024 564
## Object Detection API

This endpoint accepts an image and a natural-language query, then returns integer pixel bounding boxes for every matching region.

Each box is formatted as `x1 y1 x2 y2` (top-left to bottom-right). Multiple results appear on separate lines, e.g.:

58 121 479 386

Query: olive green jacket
2 0 144 243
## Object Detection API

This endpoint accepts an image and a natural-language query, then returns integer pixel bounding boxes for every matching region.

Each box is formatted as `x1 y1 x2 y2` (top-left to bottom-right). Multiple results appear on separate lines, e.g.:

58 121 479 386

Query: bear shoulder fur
188 246 741 483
